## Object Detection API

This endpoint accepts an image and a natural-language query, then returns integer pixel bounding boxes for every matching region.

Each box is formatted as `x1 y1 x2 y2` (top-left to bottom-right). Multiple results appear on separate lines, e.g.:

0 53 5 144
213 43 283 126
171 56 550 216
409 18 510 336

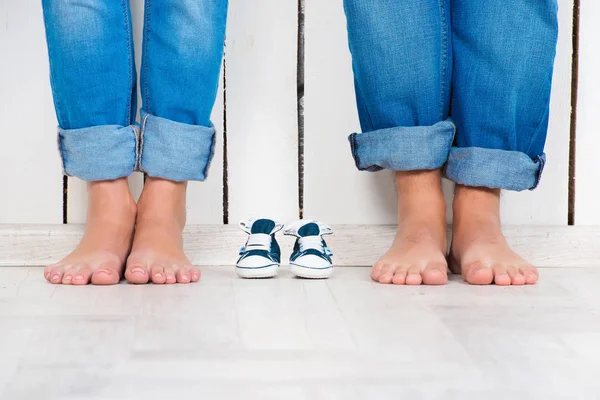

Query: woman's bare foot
450 185 538 286
124 177 200 284
371 170 448 285
44 178 136 285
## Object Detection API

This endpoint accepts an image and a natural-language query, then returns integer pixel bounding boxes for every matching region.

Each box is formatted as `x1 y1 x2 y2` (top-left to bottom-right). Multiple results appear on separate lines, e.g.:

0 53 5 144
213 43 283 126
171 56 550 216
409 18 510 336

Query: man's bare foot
450 185 538 286
371 170 448 285
44 179 136 285
124 177 200 284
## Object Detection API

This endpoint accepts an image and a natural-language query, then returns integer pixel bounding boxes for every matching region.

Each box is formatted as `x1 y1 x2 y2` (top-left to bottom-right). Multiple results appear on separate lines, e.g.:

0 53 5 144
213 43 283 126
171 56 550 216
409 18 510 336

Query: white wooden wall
0 0 593 226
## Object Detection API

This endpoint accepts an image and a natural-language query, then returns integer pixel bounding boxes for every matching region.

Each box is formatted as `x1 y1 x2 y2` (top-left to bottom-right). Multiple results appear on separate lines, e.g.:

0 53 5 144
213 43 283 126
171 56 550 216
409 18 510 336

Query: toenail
95 269 110 276
131 267 145 274
74 274 84 280
155 273 163 278
64 276 72 281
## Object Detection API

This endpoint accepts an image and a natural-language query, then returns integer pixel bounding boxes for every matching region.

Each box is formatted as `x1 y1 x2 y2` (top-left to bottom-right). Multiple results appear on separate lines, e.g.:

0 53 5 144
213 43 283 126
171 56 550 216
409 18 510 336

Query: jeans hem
348 120 455 172
57 125 136 181
444 147 546 191
139 110 216 182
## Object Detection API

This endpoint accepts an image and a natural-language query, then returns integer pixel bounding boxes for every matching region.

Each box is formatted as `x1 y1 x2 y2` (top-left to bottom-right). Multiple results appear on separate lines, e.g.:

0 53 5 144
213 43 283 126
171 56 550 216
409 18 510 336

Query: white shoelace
244 233 272 252
298 236 325 253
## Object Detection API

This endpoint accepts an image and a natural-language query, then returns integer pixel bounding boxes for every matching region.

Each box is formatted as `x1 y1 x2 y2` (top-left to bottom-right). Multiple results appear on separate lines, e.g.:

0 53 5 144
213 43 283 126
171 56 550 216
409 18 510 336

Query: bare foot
371 170 448 285
124 177 200 284
450 185 538 286
44 179 136 285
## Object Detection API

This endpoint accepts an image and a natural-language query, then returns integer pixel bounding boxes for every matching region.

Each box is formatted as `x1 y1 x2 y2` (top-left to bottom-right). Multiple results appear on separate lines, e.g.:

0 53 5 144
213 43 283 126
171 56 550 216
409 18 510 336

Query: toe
61 265 79 285
91 263 121 285
422 262 448 285
61 271 74 285
519 265 539 285
376 264 395 284
190 267 201 282
176 266 191 284
164 266 177 284
391 266 408 285
371 261 386 281
464 262 494 285
49 267 65 284
492 265 511 286
151 265 167 284
506 266 525 286
125 260 150 284
44 265 55 282
72 265 93 285
405 265 422 285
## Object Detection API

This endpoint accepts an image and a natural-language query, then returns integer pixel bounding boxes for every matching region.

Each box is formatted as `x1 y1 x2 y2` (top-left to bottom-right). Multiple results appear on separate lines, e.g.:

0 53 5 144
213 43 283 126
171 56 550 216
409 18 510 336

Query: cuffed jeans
42 0 228 182
344 0 558 191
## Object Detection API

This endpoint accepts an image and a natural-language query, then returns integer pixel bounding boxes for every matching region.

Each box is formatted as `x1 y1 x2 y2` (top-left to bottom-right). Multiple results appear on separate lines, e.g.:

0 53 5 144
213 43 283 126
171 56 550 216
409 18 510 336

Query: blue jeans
344 0 559 191
42 0 228 182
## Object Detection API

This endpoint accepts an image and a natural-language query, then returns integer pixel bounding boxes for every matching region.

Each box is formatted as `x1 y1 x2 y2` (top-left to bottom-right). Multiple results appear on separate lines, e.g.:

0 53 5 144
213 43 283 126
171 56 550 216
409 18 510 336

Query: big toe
125 260 150 284
422 263 448 285
91 263 121 285
464 262 494 285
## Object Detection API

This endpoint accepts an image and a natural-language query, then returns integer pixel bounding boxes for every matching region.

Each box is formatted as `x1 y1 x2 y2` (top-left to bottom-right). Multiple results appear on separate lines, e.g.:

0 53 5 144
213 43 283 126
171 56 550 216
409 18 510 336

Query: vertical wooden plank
225 0 299 223
574 0 599 225
67 0 224 224
0 1 63 224
498 0 572 225
304 0 572 225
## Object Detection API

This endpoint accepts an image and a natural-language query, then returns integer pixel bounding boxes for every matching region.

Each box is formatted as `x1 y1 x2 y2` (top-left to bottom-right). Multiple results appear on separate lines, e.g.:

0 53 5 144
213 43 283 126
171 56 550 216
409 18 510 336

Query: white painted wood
0 1 62 224
303 0 396 225
1 265 600 399
66 0 224 224
225 1 299 223
575 0 600 225
304 0 572 225
1 224 599 268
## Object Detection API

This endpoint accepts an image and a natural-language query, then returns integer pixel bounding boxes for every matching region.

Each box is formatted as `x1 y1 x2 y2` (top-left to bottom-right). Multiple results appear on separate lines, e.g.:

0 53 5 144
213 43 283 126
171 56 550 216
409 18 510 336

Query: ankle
395 169 446 221
453 185 501 222
86 178 137 222
137 177 187 228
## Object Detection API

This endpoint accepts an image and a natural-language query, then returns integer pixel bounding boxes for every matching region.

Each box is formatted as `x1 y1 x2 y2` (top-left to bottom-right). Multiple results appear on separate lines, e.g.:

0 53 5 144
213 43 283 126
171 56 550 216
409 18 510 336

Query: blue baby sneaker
236 218 283 278
284 220 334 279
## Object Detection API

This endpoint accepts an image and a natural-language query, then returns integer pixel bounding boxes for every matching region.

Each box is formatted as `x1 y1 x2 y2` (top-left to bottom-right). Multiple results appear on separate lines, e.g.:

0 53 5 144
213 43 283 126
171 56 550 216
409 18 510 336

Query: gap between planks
0 224 598 268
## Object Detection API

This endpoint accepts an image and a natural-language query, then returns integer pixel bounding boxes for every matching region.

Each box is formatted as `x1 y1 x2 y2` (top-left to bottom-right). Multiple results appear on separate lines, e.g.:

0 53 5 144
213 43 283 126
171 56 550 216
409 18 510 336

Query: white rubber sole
235 264 278 279
290 263 333 279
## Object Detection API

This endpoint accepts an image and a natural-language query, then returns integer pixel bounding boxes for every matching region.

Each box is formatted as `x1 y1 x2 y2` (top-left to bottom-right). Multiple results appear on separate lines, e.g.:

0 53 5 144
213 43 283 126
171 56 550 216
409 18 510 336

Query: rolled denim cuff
348 120 455 171
445 147 546 191
58 125 137 181
139 110 216 182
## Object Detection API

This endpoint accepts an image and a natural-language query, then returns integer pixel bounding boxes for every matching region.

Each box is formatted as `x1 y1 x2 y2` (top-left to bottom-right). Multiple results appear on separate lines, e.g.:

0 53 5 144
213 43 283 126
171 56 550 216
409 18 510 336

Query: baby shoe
236 218 283 278
284 220 333 279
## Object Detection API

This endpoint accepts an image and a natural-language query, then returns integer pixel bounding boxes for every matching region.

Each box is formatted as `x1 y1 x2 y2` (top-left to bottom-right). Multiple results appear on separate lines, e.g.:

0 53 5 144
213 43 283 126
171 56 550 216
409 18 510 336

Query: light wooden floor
1 266 599 400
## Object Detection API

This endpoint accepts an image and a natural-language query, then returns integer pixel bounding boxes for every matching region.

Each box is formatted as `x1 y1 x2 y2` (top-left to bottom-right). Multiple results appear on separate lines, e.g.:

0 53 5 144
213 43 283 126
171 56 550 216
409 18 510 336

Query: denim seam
143 0 152 113
203 129 217 179
524 94 552 158
438 0 448 122
132 124 141 172
354 81 374 133
56 129 69 176
138 113 150 174
349 133 362 170
531 155 545 190
121 0 133 126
